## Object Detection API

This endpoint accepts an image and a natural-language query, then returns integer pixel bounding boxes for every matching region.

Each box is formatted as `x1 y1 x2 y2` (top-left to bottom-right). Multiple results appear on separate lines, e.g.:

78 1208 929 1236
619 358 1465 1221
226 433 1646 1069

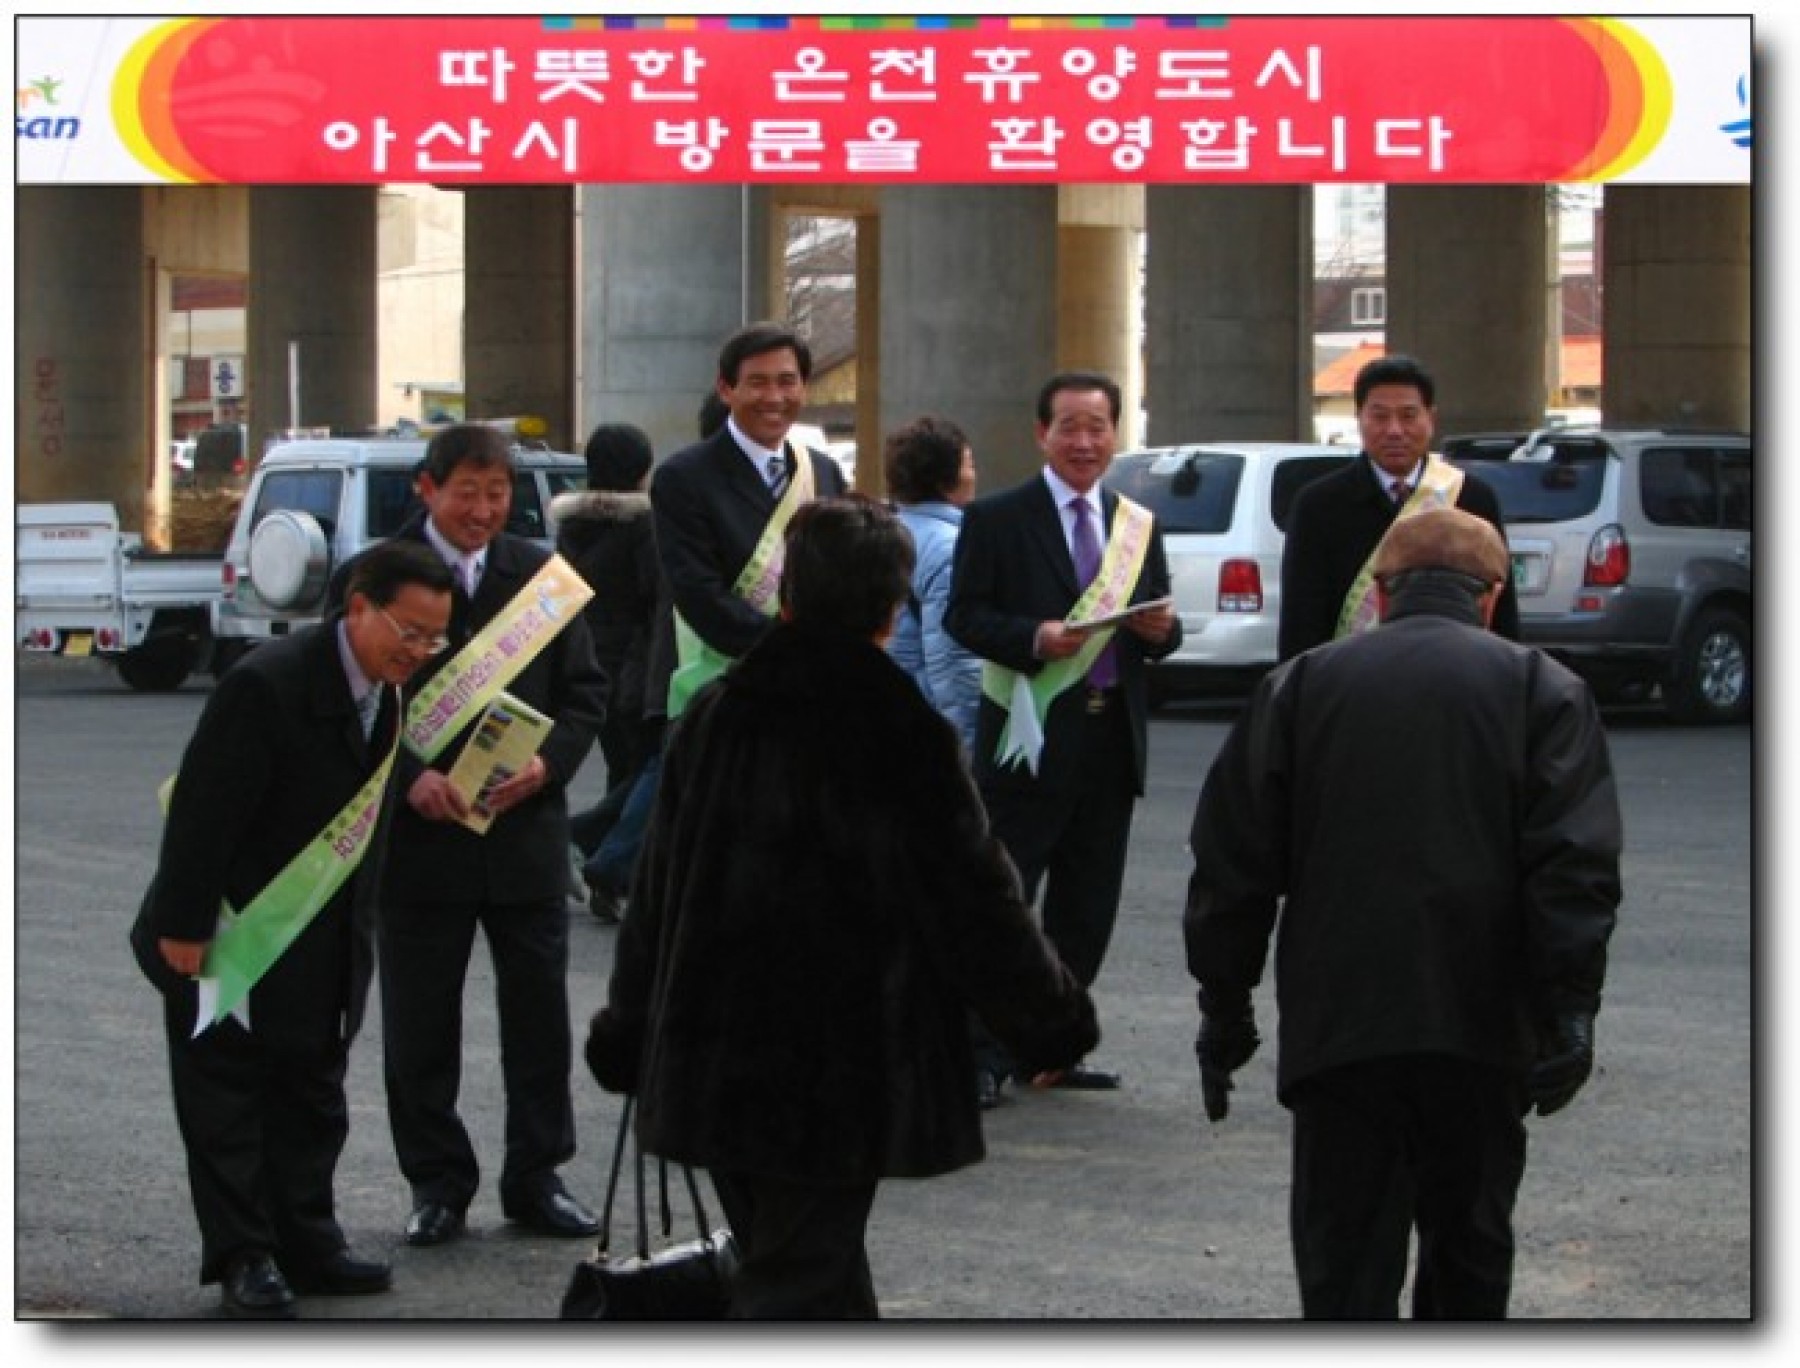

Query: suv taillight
1218 559 1263 613
222 562 237 590
1584 524 1631 587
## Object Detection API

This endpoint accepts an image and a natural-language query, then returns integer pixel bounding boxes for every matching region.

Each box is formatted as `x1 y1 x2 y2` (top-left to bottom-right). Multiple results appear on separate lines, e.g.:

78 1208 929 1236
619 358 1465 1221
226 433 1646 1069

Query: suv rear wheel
1665 605 1750 725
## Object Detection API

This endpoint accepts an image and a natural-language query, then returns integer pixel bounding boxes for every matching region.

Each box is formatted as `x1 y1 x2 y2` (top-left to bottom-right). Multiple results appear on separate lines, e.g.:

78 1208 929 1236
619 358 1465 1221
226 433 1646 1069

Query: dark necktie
1391 480 1413 509
1070 498 1117 691
766 452 790 500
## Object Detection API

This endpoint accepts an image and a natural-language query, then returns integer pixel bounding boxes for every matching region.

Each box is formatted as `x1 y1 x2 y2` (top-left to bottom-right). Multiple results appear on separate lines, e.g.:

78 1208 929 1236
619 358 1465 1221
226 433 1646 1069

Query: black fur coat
586 621 1097 1183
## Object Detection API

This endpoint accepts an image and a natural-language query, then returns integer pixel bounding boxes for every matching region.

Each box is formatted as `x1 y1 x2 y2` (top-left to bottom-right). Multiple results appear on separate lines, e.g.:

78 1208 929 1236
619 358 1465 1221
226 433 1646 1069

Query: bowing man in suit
132 540 454 1317
359 422 609 1251
649 320 848 719
1278 352 1519 661
946 371 1182 1105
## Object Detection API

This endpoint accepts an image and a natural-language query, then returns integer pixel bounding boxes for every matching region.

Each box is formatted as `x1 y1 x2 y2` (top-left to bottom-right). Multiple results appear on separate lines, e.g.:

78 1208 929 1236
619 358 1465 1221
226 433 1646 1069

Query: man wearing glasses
133 539 455 1316
352 423 609 1253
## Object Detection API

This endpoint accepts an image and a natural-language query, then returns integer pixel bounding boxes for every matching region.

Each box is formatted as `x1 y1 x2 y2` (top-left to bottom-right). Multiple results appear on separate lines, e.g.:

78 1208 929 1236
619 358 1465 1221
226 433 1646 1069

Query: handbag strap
598 1093 721 1258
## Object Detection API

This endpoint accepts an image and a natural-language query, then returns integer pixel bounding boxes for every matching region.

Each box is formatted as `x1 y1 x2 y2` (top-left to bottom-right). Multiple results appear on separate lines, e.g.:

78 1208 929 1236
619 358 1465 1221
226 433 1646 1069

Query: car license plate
64 631 93 657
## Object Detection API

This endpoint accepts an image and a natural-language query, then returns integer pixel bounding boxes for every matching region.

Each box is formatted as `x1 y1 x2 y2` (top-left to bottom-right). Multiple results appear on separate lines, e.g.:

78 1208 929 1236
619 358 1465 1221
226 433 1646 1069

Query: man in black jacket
1185 507 1621 1319
133 540 453 1317
368 423 608 1249
1278 353 1518 659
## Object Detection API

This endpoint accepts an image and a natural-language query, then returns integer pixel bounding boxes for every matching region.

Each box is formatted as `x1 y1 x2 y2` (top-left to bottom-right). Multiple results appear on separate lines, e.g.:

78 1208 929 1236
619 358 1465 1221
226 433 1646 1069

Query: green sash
403 553 593 761
667 442 817 718
178 714 401 1037
1334 455 1467 639
981 493 1154 775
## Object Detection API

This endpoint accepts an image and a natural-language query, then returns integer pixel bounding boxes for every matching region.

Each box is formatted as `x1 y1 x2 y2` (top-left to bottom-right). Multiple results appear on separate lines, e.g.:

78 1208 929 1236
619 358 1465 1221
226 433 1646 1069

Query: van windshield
1449 456 1608 524
1104 452 1244 534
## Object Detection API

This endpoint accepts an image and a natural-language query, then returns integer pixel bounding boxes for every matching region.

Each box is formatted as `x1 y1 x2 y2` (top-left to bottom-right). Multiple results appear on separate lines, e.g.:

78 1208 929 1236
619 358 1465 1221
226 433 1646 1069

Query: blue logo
1720 74 1751 149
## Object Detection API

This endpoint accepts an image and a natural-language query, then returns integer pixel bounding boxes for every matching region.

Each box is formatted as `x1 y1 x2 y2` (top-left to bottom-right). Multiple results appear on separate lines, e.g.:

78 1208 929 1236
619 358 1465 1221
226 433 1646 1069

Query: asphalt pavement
8 655 1757 1338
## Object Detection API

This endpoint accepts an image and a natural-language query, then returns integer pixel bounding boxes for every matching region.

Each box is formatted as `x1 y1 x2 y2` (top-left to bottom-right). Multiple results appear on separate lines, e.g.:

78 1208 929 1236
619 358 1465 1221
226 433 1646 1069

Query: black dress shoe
221 1251 297 1319
405 1200 467 1247
283 1247 393 1295
503 1186 600 1238
1025 1062 1122 1091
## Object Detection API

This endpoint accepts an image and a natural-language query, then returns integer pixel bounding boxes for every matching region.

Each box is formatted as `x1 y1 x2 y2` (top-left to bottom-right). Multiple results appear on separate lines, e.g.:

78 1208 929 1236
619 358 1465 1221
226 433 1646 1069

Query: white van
1103 442 1354 700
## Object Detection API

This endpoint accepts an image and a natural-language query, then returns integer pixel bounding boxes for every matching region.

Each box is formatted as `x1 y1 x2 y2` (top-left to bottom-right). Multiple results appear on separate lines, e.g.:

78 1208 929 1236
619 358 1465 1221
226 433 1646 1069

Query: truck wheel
116 634 197 692
1664 606 1750 725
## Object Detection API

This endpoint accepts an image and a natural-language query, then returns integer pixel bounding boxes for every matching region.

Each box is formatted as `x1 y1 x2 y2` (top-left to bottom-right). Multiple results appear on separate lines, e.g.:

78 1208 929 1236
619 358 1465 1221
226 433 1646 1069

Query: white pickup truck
16 502 224 691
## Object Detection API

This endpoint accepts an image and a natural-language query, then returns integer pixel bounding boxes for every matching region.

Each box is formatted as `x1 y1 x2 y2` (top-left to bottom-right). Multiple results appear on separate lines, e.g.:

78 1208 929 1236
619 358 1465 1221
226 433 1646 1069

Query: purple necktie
1071 498 1117 690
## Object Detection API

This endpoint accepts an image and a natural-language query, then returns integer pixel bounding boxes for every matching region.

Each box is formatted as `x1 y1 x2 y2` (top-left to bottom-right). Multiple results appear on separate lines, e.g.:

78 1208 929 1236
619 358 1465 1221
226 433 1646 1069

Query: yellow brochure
444 690 553 835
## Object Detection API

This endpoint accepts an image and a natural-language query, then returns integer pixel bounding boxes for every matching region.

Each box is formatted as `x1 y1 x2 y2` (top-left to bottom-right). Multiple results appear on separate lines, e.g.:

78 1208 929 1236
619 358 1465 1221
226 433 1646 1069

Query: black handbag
559 1096 740 1320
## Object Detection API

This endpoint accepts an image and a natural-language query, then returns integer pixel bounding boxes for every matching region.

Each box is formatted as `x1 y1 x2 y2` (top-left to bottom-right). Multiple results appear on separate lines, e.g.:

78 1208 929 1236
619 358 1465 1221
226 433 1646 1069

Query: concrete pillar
1143 186 1311 445
878 186 1058 490
247 187 377 458
580 185 772 458
1601 186 1750 431
1058 225 1141 446
15 187 150 527
852 213 882 494
1386 186 1548 435
465 187 575 449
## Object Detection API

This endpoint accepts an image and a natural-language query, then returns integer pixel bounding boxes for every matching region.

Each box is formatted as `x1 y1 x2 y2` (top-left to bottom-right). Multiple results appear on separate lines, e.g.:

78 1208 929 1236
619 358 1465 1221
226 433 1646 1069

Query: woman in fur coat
585 496 1097 1319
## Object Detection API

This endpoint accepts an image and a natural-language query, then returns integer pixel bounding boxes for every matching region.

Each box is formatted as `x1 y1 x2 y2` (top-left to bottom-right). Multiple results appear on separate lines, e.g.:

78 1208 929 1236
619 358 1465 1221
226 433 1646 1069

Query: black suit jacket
1277 453 1520 661
132 619 390 1048
369 514 607 906
650 426 848 660
946 474 1181 797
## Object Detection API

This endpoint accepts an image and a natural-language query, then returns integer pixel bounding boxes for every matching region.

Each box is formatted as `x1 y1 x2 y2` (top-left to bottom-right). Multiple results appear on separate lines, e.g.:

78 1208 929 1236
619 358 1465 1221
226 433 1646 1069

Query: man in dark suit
368 423 609 1249
946 370 1182 1105
1279 353 1519 660
650 321 848 718
133 540 454 1317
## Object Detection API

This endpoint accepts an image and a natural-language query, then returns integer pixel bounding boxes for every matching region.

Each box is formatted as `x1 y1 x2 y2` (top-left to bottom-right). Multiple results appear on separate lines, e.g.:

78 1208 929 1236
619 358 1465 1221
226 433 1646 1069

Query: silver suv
211 435 586 666
1444 427 1751 723
1103 442 1355 700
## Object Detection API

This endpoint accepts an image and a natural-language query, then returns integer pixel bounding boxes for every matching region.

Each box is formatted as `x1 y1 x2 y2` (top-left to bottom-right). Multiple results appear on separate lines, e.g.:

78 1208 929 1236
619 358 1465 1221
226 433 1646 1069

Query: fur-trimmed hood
551 488 651 531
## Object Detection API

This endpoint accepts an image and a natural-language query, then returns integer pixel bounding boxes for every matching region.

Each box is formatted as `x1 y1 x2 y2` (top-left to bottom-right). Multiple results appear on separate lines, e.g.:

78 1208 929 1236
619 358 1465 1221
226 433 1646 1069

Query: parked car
1444 426 1751 723
1102 442 1355 701
211 432 587 667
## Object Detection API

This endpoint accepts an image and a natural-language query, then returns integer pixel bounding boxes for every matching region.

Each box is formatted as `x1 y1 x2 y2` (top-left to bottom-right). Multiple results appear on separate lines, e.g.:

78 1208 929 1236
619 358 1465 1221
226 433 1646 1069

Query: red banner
89 16 1693 185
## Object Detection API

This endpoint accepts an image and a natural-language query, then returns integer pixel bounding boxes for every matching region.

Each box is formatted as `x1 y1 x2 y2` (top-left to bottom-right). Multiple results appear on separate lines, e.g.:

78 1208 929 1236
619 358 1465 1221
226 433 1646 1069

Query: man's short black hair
345 537 456 607
419 422 514 485
1036 370 1122 427
1354 354 1436 410
779 495 915 639
718 321 812 387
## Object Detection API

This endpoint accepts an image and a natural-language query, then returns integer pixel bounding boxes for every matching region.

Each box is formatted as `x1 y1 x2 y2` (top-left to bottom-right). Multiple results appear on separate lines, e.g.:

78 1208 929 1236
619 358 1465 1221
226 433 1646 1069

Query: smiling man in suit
368 422 609 1252
649 321 849 720
133 539 454 1317
946 370 1181 1106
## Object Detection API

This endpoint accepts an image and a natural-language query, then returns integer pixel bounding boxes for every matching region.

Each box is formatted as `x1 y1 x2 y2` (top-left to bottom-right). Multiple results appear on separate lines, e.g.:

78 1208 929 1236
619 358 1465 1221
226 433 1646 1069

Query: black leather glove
1527 1012 1595 1116
1195 990 1260 1124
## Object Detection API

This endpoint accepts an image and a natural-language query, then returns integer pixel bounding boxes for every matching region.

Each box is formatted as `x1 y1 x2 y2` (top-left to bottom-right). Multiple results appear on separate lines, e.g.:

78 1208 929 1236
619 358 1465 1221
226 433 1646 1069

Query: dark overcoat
586 622 1098 1184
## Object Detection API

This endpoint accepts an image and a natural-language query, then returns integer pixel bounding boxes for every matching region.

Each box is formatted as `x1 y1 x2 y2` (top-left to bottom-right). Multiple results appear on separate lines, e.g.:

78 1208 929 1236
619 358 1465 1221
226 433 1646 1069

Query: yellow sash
403 553 593 762
981 493 1154 774
668 442 817 718
1334 456 1467 639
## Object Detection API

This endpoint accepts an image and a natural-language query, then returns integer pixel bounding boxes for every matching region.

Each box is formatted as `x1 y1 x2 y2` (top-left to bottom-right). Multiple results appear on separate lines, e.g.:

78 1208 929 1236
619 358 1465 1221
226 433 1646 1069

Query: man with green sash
1278 353 1518 660
132 540 454 1317
947 371 1181 1107
650 321 848 721
356 423 609 1251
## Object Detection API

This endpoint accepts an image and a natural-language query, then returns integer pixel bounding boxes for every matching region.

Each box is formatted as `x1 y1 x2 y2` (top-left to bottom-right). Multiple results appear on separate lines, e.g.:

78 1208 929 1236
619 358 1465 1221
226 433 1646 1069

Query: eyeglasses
377 604 451 654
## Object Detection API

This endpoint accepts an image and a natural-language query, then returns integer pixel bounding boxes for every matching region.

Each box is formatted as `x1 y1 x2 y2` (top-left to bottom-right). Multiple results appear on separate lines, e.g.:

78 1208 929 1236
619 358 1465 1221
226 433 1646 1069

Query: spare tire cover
248 510 331 609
